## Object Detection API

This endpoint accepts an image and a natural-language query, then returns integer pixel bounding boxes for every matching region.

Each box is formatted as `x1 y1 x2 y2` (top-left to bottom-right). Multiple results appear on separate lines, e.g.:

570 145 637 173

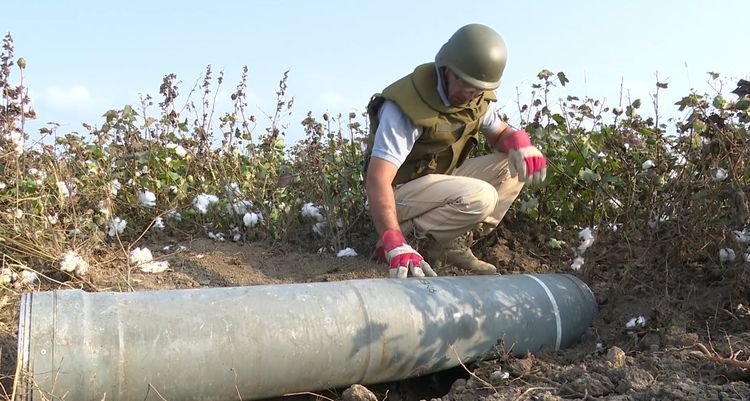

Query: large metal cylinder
17 274 597 401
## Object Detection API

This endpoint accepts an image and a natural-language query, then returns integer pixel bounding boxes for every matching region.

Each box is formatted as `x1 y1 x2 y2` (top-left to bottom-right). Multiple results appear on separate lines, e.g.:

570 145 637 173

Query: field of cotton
2 34 750 400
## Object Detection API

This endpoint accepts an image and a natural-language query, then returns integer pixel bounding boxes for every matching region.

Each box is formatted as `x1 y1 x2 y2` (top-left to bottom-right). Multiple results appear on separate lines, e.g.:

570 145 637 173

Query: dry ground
2 217 750 401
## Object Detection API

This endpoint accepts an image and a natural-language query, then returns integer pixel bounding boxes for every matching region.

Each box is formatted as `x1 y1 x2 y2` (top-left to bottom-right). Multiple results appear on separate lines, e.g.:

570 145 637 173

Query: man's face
444 68 481 106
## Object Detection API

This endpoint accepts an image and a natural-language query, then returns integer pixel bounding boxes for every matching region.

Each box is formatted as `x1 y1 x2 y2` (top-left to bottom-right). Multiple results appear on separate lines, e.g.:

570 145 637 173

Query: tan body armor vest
366 63 496 186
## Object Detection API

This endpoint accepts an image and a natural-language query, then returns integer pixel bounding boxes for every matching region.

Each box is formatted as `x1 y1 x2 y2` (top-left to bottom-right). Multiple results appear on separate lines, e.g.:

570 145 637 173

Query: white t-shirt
370 68 503 168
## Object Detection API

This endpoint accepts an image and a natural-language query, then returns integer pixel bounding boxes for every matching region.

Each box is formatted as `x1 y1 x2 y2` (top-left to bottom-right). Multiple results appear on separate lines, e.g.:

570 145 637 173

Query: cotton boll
719 248 736 262
17 270 38 287
59 250 89 276
108 217 127 237
166 209 182 221
128 247 154 266
734 228 750 243
138 190 157 207
713 168 728 181
193 193 219 214
243 212 259 228
207 232 225 241
570 256 585 271
648 215 669 229
641 160 655 170
489 370 510 381
153 217 165 230
224 182 242 199
577 227 595 254
0 268 16 286
519 196 538 212
139 261 169 273
174 145 187 157
301 203 324 222
312 222 327 236
110 179 122 196
56 181 70 198
337 248 358 257
232 199 253 215
46 213 59 225
626 316 647 328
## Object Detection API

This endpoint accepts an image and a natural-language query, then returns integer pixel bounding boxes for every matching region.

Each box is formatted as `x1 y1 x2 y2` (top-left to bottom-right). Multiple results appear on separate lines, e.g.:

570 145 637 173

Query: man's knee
456 181 498 218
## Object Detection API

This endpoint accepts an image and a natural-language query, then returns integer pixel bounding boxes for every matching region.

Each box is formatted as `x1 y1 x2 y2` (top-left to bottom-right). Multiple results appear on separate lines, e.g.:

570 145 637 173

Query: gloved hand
378 229 437 278
498 129 547 185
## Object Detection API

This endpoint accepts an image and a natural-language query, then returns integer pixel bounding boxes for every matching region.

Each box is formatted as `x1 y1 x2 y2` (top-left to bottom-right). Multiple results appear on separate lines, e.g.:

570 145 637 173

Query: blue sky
4 0 749 144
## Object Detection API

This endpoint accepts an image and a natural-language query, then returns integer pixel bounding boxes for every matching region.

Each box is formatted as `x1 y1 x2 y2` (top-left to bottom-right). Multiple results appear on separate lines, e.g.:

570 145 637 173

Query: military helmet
435 23 507 91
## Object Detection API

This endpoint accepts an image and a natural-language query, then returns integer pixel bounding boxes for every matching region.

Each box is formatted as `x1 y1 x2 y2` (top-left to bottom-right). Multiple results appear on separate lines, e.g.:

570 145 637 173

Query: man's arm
484 120 514 151
365 157 400 235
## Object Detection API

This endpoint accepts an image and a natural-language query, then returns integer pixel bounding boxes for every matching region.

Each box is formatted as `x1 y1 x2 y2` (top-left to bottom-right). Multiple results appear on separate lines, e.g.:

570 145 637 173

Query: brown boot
423 234 496 275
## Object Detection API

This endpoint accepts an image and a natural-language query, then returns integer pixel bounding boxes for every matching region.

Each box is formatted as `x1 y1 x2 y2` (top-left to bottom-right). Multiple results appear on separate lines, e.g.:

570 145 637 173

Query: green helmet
435 24 507 91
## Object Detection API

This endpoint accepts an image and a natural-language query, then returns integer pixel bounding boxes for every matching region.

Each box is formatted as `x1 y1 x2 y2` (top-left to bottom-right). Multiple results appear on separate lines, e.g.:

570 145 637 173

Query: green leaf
692 190 709 200
548 238 565 249
736 98 750 111
692 120 706 133
712 95 727 109
579 167 601 184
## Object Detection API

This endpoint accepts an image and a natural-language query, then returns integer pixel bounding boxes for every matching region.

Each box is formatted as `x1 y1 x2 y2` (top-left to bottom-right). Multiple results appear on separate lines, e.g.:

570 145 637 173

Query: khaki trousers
394 152 525 244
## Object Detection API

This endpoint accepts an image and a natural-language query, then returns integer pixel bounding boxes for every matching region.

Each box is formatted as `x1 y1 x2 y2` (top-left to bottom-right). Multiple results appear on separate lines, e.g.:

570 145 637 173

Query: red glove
378 229 437 278
498 129 547 185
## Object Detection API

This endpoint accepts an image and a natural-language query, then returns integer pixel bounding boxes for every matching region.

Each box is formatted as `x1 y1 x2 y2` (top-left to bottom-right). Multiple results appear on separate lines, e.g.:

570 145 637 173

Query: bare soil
2 217 750 401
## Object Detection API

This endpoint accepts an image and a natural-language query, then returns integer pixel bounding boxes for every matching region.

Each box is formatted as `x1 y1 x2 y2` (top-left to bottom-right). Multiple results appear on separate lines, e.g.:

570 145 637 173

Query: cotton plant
59 250 89 276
